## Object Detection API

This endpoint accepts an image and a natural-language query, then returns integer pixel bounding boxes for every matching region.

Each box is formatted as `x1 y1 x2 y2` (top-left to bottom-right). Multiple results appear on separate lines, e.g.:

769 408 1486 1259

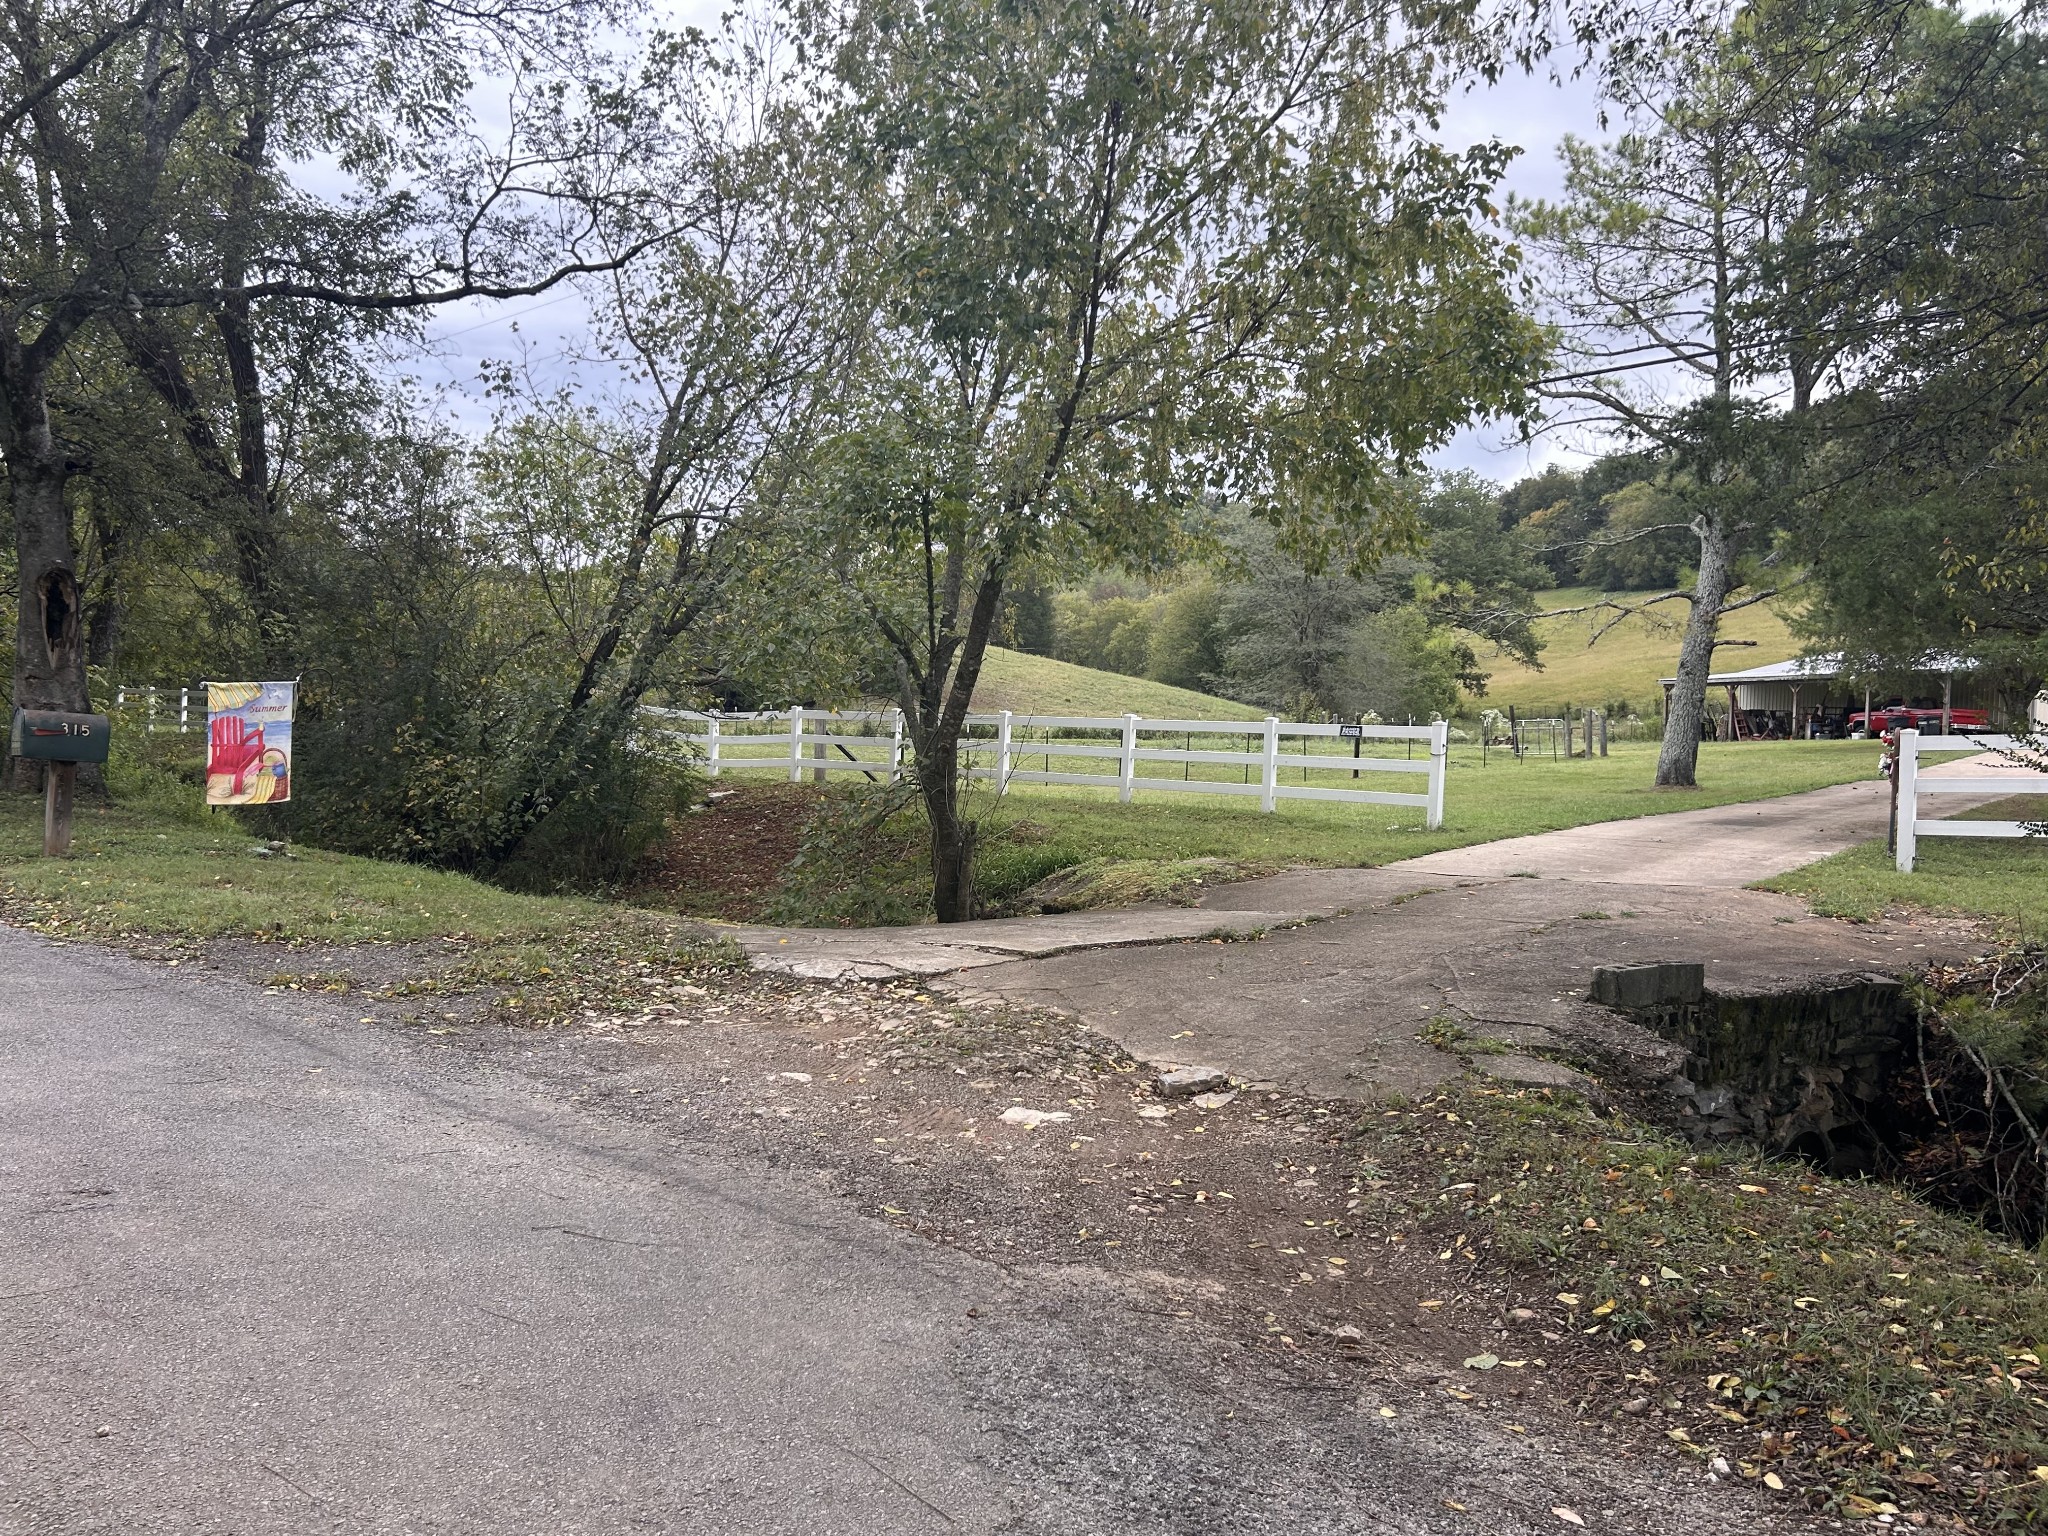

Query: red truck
1847 706 1990 736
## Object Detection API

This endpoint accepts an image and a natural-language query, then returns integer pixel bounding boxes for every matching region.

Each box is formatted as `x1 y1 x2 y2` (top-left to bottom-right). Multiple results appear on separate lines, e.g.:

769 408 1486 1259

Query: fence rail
646 707 1448 828
1895 730 2048 872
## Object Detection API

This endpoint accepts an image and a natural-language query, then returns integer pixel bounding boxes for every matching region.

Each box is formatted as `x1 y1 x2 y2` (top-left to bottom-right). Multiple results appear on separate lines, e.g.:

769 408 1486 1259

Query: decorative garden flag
205 681 295 806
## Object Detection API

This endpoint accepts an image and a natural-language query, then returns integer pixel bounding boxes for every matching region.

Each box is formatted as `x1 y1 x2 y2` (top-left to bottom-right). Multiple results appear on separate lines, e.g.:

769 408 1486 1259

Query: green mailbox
10 708 111 765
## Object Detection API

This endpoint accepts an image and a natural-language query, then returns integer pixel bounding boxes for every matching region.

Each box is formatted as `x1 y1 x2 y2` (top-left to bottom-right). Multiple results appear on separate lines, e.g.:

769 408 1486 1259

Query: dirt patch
628 781 825 918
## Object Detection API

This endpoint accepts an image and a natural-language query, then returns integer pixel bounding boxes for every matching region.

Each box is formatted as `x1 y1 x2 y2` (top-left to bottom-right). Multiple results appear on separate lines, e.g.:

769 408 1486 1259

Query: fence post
179 687 190 733
147 688 158 734
1426 720 1449 830
812 714 829 784
1260 717 1280 813
890 710 904 782
1895 728 1919 873
1598 710 1608 757
1119 714 1139 804
787 707 805 783
997 710 1014 793
705 716 721 778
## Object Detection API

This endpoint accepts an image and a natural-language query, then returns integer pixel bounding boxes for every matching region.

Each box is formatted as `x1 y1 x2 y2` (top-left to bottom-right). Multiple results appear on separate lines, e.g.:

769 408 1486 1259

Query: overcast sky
1428 67 1613 482
407 40 1618 492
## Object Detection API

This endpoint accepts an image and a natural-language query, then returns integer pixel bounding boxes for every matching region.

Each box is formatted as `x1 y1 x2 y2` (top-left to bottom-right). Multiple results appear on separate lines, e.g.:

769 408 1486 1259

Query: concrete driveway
730 776 1992 1101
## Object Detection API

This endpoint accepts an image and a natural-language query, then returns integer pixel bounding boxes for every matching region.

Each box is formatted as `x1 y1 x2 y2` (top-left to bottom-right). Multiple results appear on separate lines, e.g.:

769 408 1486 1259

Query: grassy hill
971 646 1262 719
1472 586 1807 717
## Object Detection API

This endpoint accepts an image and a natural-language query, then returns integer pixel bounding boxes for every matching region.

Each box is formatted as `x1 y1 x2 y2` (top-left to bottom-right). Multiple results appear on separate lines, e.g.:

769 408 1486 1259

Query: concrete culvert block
1590 962 1706 1010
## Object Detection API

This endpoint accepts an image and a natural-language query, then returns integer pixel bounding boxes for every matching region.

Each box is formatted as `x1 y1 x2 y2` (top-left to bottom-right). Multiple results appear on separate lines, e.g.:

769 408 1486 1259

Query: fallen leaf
1556 1293 1581 1306
1658 1266 1684 1281
1378 1406 1396 1418
1463 1352 1500 1370
1738 1183 1770 1194
1590 1299 1617 1317
1763 1473 1785 1491
1551 1507 1585 1527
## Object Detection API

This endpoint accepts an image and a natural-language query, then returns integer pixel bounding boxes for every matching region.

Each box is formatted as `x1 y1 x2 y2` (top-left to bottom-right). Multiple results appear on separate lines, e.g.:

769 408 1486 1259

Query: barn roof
1659 652 1983 687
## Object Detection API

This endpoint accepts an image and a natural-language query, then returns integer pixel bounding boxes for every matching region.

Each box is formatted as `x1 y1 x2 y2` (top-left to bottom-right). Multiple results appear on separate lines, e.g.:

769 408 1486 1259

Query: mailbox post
10 709 111 856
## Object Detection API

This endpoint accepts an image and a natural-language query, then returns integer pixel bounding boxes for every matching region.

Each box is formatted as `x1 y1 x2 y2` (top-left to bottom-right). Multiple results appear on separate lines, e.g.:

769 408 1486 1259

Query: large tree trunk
916 728 976 923
1655 512 1734 788
903 567 1008 924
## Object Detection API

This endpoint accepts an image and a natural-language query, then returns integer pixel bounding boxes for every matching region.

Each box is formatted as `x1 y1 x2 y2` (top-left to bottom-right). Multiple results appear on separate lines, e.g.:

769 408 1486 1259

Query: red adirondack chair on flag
208 715 268 796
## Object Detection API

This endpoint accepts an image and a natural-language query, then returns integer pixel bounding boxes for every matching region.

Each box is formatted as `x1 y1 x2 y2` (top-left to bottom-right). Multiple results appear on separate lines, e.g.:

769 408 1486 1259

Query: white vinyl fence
112 684 195 732
647 707 1448 828
1895 730 2048 872
644 707 906 781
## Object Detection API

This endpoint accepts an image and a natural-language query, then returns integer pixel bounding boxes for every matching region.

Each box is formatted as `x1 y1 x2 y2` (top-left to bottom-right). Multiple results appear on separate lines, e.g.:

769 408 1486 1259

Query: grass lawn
1760 792 2048 932
971 646 1263 719
976 736 1884 887
1375 1083 2048 1524
0 795 606 943
1477 585 1806 717
743 737 1888 922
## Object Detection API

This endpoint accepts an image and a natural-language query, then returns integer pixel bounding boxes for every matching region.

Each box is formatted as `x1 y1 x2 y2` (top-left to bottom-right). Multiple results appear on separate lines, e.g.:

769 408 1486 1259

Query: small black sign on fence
1338 723 1364 739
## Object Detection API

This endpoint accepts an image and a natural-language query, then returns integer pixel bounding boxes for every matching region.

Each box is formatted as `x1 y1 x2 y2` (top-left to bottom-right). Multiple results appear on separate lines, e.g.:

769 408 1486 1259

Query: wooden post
996 710 1013 793
1118 714 1139 804
890 710 904 782
787 707 804 783
43 761 76 856
1942 673 1953 738
705 715 721 778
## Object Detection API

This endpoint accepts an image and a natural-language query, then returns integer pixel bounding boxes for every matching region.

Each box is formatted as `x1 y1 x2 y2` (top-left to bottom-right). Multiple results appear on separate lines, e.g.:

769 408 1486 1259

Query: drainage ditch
1595 958 2048 1239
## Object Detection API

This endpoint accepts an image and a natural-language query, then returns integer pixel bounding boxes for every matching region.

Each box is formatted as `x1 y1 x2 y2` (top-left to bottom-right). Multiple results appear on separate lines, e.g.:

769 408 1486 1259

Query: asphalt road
1 929 1768 1535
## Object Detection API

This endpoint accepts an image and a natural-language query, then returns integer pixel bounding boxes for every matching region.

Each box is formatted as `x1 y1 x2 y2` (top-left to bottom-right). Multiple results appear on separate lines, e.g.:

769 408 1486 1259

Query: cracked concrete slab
950 877 1979 1100
728 772 2006 1101
727 906 1303 981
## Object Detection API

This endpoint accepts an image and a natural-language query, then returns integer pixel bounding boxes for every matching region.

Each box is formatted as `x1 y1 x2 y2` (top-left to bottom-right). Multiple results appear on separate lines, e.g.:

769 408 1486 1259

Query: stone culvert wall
1592 963 1917 1173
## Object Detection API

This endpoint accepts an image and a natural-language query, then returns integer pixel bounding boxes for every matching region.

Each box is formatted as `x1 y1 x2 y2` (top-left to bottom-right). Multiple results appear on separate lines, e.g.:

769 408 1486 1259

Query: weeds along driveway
0 928 1788 1536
